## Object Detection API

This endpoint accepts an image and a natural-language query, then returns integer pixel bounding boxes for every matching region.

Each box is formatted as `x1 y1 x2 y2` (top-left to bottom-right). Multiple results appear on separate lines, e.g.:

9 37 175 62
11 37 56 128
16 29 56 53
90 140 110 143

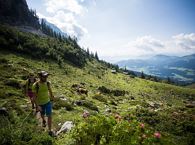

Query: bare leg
41 114 46 127
48 116 52 131
31 100 35 109
41 114 46 122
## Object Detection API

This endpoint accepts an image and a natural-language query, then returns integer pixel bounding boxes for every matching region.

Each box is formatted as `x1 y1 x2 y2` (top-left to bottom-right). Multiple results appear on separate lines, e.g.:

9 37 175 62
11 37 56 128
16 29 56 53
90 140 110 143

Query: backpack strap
27 79 30 90
47 81 50 88
35 82 39 94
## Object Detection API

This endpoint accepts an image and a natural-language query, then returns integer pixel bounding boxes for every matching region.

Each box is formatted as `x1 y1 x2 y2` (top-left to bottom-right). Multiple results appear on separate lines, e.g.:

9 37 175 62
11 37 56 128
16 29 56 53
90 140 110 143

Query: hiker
32 71 55 136
24 73 36 109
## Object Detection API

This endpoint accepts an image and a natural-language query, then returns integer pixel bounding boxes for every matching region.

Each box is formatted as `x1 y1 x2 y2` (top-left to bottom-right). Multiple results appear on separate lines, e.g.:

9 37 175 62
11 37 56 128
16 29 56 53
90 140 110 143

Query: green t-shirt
32 82 50 105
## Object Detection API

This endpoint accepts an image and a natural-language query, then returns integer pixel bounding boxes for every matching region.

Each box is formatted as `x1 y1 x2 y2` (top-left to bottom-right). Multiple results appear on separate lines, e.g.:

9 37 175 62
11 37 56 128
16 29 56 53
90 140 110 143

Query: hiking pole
19 110 33 127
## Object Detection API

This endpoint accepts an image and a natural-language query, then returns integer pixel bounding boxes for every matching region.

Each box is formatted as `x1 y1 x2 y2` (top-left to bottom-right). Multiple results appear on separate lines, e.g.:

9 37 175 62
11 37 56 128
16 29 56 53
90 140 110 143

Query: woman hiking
24 73 36 110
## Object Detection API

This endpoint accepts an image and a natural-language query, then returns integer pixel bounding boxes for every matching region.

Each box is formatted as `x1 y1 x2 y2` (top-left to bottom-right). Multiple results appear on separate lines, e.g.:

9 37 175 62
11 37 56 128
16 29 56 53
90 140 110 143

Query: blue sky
27 0 195 62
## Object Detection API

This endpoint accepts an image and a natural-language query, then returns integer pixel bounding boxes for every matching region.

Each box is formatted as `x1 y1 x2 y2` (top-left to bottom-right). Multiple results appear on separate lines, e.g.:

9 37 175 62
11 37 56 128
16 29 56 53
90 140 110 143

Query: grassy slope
0 50 195 145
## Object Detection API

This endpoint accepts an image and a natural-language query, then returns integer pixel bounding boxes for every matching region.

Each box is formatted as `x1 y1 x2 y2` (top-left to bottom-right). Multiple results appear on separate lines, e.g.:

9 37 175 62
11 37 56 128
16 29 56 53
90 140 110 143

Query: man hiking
24 73 36 110
32 71 54 136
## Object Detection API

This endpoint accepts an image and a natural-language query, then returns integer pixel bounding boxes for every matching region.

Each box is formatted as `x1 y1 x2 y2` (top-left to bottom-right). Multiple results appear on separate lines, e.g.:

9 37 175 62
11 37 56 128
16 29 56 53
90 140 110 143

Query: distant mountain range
117 54 195 84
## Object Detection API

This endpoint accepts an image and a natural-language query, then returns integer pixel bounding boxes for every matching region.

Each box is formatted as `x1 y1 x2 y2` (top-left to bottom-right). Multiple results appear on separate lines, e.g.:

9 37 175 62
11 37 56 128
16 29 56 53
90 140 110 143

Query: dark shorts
39 102 52 116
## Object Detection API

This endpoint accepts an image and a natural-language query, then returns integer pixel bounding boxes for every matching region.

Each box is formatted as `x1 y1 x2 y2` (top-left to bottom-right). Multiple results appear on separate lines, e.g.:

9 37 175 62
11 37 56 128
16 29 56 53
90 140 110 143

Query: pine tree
95 51 99 60
141 71 145 79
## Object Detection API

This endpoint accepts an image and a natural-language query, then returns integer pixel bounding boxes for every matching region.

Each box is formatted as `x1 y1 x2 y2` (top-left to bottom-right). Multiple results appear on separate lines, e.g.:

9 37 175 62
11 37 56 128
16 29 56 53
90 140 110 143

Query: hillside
0 26 195 145
0 0 39 28
117 54 195 84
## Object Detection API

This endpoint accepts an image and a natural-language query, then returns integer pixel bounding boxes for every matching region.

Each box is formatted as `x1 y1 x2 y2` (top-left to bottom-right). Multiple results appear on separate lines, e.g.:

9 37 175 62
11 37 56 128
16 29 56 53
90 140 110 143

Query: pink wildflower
154 132 161 139
82 110 90 118
140 123 145 129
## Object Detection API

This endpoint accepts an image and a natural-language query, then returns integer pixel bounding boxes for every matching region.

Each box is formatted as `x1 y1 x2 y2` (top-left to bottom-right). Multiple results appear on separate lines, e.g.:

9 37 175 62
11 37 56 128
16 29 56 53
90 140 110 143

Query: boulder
105 108 111 113
74 100 83 106
56 121 74 136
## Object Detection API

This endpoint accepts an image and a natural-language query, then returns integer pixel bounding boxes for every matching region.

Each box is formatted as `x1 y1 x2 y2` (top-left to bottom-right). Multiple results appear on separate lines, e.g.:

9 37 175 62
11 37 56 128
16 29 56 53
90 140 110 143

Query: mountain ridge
117 53 195 84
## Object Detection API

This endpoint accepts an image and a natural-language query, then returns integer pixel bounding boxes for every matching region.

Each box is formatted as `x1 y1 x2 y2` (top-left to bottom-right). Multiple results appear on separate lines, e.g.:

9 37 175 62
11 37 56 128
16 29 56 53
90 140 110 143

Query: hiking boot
42 120 46 127
33 110 39 116
48 131 55 137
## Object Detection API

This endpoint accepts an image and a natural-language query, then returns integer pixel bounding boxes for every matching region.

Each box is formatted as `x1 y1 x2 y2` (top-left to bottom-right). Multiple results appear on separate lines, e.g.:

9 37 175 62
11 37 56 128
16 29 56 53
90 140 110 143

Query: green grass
0 50 195 145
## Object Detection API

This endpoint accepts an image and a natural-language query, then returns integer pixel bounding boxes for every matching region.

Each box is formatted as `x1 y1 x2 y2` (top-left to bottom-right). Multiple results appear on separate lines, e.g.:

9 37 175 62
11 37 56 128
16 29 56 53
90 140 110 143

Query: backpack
35 81 50 94
27 78 36 90
22 78 36 94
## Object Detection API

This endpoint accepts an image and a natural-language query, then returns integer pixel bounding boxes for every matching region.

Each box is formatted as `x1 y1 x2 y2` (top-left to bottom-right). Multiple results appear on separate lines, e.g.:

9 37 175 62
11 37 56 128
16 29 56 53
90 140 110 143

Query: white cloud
99 34 195 62
124 34 195 57
38 11 88 39
172 33 195 50
39 0 90 39
44 0 85 15
131 36 164 51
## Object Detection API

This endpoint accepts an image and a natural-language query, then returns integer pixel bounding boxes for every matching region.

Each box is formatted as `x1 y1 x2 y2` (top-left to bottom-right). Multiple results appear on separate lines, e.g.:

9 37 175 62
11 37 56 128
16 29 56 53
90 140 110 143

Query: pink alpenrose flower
82 110 90 118
154 132 161 139
140 123 145 129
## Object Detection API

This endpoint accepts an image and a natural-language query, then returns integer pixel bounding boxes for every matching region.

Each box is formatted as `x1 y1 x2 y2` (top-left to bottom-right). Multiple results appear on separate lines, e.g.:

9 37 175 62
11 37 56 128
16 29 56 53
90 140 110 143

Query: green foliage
0 58 9 64
70 114 166 145
135 107 160 126
98 86 127 96
4 78 21 89
82 100 99 111
0 43 195 145
28 134 53 145
0 24 88 67
92 93 107 103
98 86 111 94
53 97 74 111
0 113 53 145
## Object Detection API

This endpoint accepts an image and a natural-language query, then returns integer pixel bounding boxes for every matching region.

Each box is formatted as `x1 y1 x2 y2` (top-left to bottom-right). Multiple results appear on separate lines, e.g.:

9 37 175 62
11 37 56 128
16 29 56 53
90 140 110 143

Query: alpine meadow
0 0 195 145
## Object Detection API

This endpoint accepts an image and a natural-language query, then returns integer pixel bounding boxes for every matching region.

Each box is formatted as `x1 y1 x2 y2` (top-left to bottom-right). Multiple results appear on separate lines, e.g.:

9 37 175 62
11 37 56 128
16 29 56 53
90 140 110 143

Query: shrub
112 89 126 96
28 134 53 145
135 108 160 126
98 86 111 94
0 114 53 145
0 58 8 64
70 114 165 145
82 100 99 111
4 79 21 89
98 86 127 96
92 93 107 103
53 97 74 111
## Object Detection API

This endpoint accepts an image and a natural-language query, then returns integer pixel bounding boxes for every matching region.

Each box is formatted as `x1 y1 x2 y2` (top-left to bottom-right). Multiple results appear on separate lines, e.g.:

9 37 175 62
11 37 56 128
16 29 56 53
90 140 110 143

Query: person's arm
32 82 38 102
32 82 41 112
48 82 54 101
24 80 28 96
